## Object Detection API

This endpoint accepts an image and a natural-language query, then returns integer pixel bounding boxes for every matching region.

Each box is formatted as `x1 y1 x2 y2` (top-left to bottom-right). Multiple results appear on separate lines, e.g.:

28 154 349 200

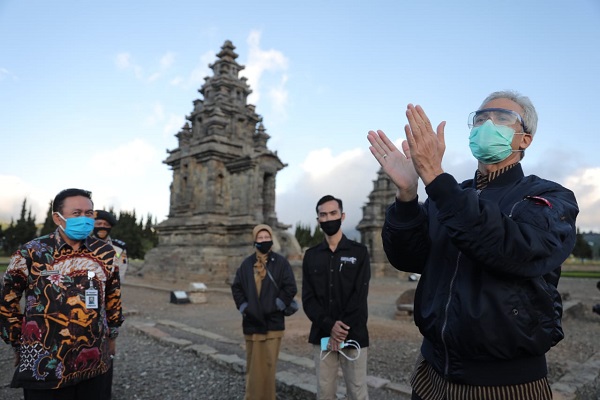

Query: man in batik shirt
0 188 124 400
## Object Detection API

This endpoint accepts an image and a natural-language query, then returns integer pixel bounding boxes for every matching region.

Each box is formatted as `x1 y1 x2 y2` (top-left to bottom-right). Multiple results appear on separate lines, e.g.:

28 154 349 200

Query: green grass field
562 270 600 278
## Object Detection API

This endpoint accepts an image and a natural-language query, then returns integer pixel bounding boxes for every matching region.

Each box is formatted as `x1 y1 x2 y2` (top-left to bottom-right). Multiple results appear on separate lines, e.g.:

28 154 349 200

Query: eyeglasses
468 108 528 132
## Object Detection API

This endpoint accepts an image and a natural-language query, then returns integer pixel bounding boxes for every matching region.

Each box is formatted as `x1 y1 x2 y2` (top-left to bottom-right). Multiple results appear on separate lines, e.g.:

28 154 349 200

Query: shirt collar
475 162 519 190
317 234 350 252
53 228 93 251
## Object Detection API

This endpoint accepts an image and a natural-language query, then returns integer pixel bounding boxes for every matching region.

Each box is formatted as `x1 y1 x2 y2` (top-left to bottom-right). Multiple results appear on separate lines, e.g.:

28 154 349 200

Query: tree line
2 199 595 262
293 222 598 261
294 222 324 249
573 228 596 261
0 199 158 259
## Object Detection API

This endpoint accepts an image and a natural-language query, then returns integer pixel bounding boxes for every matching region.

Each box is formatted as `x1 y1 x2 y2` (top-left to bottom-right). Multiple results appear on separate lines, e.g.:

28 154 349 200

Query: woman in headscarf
231 224 298 400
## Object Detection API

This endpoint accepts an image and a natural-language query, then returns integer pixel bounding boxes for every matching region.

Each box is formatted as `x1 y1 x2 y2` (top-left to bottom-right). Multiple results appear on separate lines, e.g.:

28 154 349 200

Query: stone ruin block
189 282 208 304
395 288 416 320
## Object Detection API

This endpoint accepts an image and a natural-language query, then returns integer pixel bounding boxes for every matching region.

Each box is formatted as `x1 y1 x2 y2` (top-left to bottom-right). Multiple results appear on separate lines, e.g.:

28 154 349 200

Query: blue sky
1 0 599 235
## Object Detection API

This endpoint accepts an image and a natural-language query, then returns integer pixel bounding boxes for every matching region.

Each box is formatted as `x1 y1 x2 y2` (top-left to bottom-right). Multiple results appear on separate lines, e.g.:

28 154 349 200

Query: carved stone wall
143 40 301 284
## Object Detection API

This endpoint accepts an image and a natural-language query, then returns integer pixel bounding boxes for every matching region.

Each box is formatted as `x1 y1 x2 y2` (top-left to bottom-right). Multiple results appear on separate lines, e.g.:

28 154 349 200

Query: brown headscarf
252 224 273 295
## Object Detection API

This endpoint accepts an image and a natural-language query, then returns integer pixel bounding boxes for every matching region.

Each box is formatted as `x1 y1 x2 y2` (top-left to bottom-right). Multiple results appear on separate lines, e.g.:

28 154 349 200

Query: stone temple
357 169 400 277
142 40 301 284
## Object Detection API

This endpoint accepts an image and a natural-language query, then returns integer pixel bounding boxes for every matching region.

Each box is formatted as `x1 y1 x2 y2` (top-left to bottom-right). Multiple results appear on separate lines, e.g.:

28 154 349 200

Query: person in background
0 188 124 400
231 224 298 400
367 90 578 399
302 195 371 400
92 210 128 280
91 209 127 400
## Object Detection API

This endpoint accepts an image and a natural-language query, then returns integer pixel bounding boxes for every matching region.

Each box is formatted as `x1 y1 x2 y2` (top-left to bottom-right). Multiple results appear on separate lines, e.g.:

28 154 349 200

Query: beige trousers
244 334 282 400
314 345 369 400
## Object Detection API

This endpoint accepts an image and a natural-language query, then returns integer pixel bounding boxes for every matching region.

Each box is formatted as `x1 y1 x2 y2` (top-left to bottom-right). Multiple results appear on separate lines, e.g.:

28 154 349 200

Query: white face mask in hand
320 337 361 361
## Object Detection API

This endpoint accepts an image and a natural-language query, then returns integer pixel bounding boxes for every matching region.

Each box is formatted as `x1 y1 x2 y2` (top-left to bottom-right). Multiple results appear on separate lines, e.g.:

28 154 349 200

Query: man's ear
51 212 63 227
341 212 346 222
519 133 533 151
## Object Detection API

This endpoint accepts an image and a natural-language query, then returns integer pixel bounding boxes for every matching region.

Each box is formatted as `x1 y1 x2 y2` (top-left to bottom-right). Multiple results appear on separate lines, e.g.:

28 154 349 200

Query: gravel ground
112 327 247 400
1 276 599 400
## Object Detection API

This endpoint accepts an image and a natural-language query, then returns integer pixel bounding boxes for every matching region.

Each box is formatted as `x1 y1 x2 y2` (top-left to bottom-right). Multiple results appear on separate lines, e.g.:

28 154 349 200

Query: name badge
85 289 98 309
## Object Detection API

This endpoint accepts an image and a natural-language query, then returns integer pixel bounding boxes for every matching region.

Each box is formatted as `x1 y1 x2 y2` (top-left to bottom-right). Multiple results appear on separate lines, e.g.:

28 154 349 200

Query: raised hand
404 104 446 185
367 129 419 201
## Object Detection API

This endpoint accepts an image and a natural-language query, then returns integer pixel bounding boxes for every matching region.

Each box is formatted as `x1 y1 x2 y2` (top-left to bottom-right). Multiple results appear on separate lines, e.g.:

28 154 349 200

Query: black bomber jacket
382 164 578 386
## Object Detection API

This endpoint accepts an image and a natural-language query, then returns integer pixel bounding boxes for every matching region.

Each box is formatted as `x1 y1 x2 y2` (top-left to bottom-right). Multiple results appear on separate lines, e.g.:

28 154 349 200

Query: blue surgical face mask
57 213 95 240
469 120 521 164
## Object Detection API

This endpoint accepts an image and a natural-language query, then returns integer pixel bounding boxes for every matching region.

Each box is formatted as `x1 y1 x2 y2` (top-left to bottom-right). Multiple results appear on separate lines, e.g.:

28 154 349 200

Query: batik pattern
0 230 124 389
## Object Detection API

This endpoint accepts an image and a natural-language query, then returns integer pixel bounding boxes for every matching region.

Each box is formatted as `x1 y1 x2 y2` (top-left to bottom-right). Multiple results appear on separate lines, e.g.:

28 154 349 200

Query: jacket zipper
508 198 525 218
441 252 461 376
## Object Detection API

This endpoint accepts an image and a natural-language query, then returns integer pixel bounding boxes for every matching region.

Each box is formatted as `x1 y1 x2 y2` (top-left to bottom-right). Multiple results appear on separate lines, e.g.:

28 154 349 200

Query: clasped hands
367 104 446 200
328 320 350 352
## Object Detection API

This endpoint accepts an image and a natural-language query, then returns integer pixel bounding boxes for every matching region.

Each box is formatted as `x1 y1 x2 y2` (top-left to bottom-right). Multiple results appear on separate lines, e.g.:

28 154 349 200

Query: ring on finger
382 154 388 159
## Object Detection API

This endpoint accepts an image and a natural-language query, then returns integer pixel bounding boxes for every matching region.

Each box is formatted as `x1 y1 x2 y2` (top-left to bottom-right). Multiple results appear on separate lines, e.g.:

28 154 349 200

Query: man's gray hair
480 90 538 136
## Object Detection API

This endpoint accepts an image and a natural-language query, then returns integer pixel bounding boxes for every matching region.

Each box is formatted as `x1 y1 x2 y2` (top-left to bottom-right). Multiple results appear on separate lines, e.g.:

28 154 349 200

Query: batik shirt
0 229 124 389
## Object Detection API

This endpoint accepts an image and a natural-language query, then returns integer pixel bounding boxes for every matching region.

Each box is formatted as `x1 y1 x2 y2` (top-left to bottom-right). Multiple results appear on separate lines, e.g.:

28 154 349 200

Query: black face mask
254 241 273 254
319 219 342 236
93 227 111 240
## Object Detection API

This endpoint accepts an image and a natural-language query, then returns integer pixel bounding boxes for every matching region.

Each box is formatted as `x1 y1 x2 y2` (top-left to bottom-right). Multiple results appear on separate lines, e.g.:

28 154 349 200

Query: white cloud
115 51 176 83
115 53 131 69
170 51 213 90
143 102 165 127
88 139 158 178
276 145 600 239
85 140 171 221
277 147 380 235
164 114 186 137
0 176 53 224
160 52 176 69
140 102 184 138
564 167 600 231
169 76 183 86
242 30 289 115
147 72 161 82
0 67 18 82
115 52 143 79
268 74 289 119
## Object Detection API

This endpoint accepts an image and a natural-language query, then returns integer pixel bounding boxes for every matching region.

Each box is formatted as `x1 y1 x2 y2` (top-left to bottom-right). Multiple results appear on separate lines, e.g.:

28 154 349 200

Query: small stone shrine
143 40 301 284
356 169 402 277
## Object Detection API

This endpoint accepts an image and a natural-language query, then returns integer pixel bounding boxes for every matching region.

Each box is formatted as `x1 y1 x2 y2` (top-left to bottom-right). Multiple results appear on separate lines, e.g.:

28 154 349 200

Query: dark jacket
231 251 297 335
382 164 578 386
302 235 370 347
